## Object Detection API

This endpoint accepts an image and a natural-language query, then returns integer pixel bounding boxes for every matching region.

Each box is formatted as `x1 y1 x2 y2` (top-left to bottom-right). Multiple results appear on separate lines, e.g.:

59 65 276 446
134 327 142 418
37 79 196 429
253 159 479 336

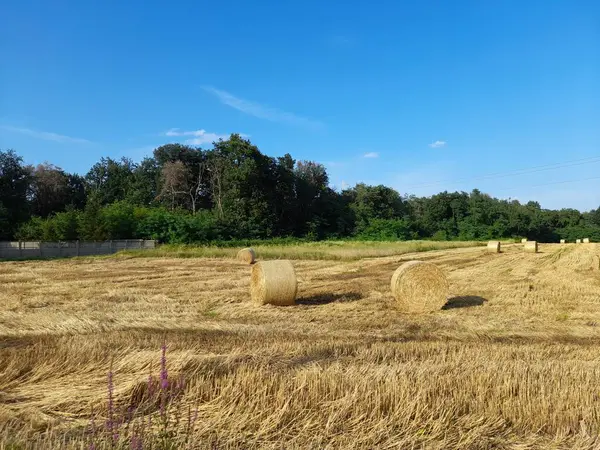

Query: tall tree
348 184 406 232
294 161 332 237
127 157 160 206
211 135 277 237
66 173 87 210
158 160 207 214
0 149 33 239
85 157 135 205
30 163 69 217
78 193 107 240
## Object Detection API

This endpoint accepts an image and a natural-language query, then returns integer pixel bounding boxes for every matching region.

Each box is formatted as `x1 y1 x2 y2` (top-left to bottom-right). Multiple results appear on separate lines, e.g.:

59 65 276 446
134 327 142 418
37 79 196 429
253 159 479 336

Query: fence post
58 241 62 257
110 240 114 254
19 241 22 258
39 241 43 257
76 240 80 257
125 239 129 250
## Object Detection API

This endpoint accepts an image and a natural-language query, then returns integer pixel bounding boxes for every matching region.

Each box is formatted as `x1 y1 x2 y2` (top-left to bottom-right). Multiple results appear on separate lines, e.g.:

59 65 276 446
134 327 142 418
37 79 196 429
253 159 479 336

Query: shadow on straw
297 292 363 305
442 296 488 310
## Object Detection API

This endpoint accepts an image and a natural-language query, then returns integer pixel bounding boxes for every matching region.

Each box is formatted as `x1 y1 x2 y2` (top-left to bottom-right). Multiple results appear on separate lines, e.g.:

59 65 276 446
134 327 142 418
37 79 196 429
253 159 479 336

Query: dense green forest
1 134 599 243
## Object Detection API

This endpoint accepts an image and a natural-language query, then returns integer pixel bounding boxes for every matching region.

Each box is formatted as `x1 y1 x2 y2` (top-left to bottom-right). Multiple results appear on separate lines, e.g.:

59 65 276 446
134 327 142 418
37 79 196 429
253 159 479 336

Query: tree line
1 134 599 244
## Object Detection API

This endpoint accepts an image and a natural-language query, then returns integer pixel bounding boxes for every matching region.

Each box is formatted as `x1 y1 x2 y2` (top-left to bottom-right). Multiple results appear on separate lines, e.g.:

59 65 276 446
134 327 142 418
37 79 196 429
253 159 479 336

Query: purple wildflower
126 406 134 425
130 434 143 450
160 341 168 390
107 368 115 437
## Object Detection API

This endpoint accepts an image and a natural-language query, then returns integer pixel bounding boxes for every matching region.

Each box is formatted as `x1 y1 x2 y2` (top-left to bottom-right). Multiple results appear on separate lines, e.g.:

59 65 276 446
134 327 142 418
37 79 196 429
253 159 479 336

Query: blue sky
1 1 599 210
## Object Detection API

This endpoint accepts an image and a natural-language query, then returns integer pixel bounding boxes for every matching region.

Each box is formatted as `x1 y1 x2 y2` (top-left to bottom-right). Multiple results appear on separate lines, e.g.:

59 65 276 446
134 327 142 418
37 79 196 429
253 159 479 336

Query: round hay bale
521 238 527 243
250 260 297 306
237 247 256 264
487 241 501 253
524 241 538 253
583 238 591 244
560 239 566 244
576 239 582 244
390 261 448 313
592 255 600 271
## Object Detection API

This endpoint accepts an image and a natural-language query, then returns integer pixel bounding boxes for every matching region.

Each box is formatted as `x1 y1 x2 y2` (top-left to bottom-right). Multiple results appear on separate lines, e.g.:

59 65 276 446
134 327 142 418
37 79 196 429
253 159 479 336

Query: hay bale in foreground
237 247 256 264
487 241 501 253
560 239 566 244
250 260 297 306
576 239 582 244
524 241 538 253
390 261 448 313
521 238 527 243
583 238 591 244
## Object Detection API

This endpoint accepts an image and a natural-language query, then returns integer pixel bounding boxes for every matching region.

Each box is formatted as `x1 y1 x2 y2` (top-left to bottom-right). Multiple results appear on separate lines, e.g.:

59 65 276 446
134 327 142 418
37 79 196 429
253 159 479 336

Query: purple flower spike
107 369 115 437
160 341 168 390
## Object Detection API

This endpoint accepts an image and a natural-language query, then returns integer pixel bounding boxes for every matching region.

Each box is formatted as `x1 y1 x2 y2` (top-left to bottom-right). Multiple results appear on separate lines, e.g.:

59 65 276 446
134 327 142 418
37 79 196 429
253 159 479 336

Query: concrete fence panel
0 240 156 259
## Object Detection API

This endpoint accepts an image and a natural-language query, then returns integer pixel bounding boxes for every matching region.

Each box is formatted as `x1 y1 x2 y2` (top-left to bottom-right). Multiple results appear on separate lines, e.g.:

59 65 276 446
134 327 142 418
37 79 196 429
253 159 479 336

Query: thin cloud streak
163 128 248 145
0 125 92 144
328 35 355 48
203 86 323 129
164 128 228 145
363 152 379 158
429 140 446 148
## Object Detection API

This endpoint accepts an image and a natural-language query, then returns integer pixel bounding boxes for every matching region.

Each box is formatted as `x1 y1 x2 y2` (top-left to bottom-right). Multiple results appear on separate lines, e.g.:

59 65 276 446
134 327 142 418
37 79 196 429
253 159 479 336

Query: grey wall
0 240 156 259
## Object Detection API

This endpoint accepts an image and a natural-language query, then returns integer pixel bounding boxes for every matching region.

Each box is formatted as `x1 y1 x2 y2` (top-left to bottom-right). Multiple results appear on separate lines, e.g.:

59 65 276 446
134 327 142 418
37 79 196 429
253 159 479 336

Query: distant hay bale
583 238 591 244
250 260 297 306
237 247 256 264
524 241 538 253
521 238 527 243
592 255 600 271
487 241 501 253
576 239 582 244
390 261 448 313
560 239 566 244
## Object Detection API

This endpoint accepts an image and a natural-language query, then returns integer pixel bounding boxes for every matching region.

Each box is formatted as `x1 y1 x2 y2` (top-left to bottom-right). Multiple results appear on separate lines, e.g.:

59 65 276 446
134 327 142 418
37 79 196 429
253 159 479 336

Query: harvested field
2 243 600 448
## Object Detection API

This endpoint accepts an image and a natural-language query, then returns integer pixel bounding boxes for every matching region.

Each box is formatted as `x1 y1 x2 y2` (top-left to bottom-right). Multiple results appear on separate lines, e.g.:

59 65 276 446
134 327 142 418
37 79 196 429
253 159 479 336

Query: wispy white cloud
429 140 447 149
203 86 323 129
328 35 354 48
341 180 350 190
163 128 229 145
0 124 92 144
363 152 379 158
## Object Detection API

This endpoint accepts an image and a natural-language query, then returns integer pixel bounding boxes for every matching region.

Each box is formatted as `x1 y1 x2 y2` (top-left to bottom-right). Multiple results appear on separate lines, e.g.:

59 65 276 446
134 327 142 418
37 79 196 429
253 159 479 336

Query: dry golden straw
5 244 600 448
237 247 256 264
521 238 527 243
592 255 600 271
576 239 582 244
390 261 448 313
487 241 501 253
250 260 297 306
524 241 538 253
583 238 591 244
560 239 566 244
